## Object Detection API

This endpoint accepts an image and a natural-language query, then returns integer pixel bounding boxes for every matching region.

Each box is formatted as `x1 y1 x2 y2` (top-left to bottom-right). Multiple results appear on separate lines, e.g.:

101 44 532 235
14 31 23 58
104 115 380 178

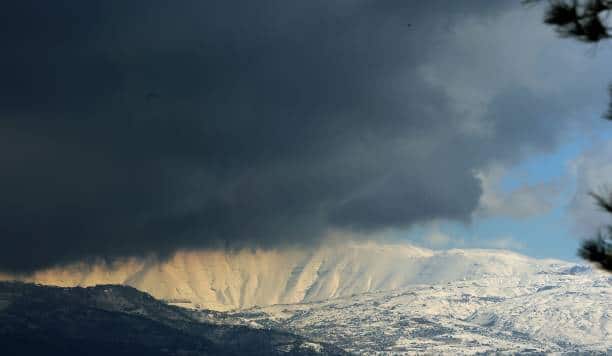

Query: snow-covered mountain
2 242 610 353
235 266 611 354
1 242 572 311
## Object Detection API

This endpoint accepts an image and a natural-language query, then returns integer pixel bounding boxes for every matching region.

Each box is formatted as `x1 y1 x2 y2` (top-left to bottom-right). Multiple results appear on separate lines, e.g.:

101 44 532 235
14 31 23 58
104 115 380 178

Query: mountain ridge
1 242 571 311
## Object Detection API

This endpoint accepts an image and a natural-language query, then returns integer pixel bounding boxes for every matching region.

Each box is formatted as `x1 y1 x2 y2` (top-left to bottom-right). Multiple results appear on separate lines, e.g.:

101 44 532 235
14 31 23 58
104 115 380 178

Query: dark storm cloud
0 1 603 271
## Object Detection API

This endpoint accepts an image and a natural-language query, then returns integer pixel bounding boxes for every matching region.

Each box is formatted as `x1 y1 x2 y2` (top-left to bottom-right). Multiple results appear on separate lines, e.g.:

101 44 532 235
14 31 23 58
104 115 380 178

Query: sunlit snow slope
237 266 611 354
1 242 570 311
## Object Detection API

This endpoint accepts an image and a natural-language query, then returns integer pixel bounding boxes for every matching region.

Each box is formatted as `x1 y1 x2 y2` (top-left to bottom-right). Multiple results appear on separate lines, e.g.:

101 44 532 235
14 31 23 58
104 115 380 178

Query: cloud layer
0 1 608 271
569 140 612 238
476 165 560 219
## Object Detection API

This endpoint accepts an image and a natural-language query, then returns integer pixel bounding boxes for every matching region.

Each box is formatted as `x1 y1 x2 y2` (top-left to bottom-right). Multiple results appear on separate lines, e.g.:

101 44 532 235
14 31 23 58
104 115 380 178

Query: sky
1 0 612 271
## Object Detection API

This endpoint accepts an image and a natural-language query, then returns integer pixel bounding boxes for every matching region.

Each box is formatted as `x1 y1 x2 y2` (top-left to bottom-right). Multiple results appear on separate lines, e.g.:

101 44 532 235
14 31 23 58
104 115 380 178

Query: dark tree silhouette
531 0 612 271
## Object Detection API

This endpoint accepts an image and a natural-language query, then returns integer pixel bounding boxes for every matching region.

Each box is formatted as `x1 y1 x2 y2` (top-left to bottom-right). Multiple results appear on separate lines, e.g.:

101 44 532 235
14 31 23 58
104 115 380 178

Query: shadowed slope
0 282 345 355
